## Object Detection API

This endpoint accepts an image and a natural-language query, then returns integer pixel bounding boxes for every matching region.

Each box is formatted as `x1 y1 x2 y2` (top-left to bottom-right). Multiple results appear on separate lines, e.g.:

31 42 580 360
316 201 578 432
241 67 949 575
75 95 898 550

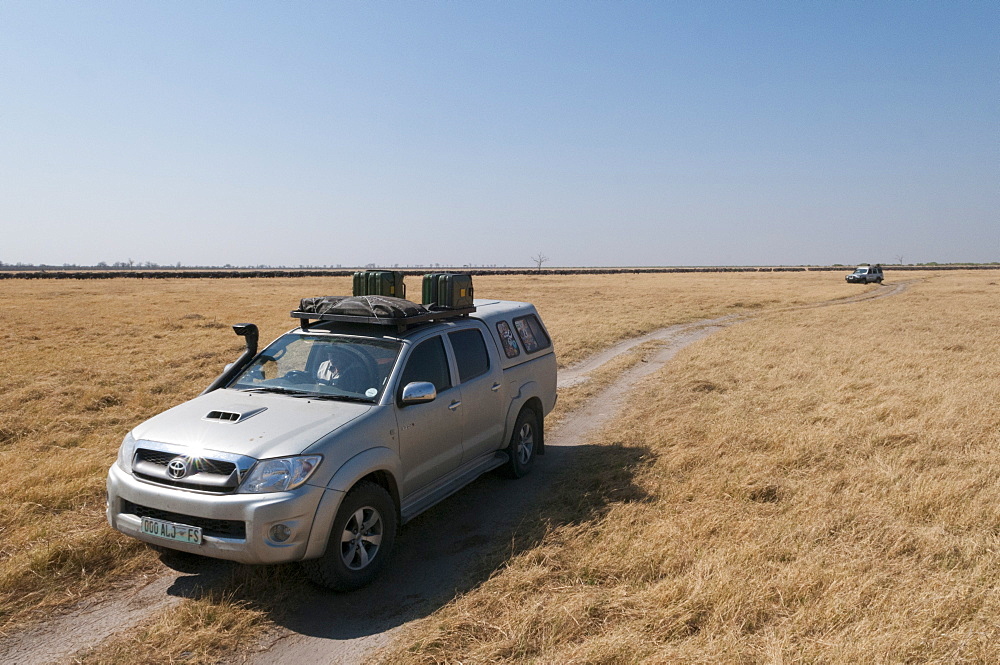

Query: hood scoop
203 407 267 424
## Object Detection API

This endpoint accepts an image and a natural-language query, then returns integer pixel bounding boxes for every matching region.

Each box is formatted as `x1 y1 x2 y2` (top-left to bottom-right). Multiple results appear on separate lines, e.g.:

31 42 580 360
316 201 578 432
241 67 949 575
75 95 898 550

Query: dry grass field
376 271 1000 663
0 271 906 659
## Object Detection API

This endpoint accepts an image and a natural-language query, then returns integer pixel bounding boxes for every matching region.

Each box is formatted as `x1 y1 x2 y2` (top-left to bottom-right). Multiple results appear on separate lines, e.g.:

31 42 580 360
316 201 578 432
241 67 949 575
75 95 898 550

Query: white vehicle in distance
107 281 556 591
845 264 884 284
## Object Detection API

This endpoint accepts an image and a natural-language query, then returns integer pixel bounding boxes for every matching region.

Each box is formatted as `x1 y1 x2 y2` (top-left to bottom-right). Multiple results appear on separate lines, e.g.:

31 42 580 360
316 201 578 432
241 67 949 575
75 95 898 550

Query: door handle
491 383 501 392
448 400 462 411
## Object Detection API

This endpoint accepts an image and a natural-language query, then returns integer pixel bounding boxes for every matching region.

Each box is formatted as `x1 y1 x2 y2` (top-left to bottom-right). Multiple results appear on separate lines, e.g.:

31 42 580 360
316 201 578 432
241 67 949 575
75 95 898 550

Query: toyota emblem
167 457 189 479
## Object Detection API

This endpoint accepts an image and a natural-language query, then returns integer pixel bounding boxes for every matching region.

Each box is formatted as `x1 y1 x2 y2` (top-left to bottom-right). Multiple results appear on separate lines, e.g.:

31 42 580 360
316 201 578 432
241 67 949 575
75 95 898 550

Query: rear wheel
301 481 397 591
502 408 539 478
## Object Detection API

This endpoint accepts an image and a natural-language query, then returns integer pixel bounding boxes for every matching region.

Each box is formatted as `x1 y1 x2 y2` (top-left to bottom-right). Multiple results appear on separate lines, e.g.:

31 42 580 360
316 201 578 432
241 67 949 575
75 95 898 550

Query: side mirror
400 381 436 406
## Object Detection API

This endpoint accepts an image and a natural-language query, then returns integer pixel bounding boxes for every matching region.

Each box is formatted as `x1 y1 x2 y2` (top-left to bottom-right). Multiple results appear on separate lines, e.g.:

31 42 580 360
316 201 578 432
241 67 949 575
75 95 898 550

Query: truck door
447 327 505 462
394 336 463 496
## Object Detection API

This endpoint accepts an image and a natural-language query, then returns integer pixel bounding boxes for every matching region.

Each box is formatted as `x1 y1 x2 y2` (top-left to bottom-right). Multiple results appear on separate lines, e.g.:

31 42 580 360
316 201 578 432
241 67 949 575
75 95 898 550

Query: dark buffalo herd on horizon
1 265 994 280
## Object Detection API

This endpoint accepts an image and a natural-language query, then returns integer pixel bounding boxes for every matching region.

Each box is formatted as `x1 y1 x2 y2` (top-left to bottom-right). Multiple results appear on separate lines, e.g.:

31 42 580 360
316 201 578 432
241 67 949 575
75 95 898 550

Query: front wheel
502 408 539 478
301 481 397 591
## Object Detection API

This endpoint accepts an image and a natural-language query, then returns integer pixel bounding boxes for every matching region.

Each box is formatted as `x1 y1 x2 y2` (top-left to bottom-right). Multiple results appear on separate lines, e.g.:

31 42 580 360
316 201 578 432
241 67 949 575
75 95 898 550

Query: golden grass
74 564 291 665
76 593 266 665
378 271 1000 663
0 272 903 647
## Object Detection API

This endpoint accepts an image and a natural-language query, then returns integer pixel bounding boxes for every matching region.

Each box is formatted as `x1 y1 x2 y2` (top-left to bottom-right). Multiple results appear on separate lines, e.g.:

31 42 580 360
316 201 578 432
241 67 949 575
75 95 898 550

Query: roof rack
290 306 477 333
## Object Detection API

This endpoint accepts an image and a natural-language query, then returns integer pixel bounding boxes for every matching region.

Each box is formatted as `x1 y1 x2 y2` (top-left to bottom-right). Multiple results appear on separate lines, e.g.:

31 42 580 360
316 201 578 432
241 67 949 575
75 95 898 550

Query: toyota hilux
107 292 556 590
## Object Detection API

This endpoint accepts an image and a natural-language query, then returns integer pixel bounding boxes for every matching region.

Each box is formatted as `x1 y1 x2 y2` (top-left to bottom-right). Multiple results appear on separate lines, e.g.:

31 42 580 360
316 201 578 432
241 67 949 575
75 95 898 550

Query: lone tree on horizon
532 252 549 271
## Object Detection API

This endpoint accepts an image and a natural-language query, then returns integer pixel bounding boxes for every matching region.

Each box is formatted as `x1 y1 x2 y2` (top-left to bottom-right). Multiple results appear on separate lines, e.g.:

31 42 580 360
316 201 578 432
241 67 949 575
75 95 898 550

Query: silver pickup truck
107 297 556 590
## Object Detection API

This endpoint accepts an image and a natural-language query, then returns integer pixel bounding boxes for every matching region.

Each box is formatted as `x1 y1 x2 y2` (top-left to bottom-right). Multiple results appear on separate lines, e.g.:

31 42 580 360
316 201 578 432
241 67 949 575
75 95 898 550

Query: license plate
141 517 202 545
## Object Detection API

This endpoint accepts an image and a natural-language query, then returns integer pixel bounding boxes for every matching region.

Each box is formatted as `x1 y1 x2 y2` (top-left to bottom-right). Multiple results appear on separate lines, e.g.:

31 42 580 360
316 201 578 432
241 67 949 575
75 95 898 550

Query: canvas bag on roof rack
298 296 348 315
300 295 427 319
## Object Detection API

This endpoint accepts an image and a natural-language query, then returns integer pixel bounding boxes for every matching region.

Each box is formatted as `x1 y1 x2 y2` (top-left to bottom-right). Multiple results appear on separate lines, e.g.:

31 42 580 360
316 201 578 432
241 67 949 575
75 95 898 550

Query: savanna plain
2 270 997 663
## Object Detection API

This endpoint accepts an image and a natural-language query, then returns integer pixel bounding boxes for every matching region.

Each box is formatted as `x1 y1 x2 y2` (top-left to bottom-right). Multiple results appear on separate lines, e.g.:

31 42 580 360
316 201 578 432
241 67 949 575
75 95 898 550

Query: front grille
135 449 237 476
138 450 175 466
132 447 243 493
121 499 246 539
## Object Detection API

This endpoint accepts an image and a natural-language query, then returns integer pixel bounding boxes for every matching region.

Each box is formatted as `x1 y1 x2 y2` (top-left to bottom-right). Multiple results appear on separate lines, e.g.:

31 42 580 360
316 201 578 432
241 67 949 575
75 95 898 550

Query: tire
301 481 397 591
502 408 539 479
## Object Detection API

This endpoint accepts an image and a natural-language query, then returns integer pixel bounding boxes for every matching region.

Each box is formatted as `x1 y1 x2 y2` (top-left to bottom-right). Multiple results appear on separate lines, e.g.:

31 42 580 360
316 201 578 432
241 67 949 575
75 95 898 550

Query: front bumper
106 463 344 564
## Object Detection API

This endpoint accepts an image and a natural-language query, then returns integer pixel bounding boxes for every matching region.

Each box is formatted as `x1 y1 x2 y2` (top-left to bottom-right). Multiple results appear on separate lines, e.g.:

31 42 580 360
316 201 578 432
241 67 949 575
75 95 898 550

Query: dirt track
0 282 909 665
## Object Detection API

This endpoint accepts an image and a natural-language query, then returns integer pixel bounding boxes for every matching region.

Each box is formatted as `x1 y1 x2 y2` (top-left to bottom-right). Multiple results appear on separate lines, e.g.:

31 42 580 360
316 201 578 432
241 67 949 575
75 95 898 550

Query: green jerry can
363 271 406 298
437 273 474 309
352 271 367 296
352 270 406 297
421 272 449 305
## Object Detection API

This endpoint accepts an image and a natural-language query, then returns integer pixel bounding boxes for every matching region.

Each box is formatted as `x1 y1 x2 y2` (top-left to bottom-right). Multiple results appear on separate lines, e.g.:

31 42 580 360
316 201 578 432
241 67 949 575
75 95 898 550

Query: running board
400 451 509 523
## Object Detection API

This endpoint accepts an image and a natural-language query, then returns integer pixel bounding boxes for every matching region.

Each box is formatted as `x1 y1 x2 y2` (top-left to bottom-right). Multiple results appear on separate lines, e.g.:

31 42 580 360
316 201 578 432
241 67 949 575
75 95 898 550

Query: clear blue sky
1 1 996 267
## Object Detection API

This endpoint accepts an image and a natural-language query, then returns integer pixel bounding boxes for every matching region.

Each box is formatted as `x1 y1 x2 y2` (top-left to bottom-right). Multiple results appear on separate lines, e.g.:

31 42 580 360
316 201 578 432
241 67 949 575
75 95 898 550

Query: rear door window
448 329 491 383
512 314 551 354
495 321 521 358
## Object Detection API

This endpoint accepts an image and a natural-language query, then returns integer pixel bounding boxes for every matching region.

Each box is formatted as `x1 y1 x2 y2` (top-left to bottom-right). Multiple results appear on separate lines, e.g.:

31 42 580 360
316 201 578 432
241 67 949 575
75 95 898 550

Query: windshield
853 268 868 274
228 334 402 402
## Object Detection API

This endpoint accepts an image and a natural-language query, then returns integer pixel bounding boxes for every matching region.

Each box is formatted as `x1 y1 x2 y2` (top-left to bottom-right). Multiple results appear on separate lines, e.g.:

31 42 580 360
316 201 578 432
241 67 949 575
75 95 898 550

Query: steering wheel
282 370 314 385
321 347 378 393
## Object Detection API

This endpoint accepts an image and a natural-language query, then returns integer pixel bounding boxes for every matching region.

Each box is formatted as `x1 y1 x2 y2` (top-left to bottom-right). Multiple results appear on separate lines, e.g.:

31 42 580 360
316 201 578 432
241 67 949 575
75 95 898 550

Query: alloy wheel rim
517 423 534 464
340 506 383 570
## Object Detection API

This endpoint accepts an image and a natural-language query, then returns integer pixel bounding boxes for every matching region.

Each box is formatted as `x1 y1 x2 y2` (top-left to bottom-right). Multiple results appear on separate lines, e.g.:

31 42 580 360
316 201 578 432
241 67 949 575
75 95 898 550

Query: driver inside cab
315 345 368 393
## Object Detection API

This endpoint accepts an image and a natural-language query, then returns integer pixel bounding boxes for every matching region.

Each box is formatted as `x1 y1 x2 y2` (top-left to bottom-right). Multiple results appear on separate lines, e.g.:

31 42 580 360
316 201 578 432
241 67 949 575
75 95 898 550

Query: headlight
239 455 322 494
117 432 137 472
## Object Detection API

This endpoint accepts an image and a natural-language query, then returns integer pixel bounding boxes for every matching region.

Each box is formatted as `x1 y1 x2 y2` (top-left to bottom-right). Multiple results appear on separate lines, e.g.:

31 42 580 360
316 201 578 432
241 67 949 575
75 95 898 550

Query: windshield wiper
239 386 375 403
303 394 376 404
240 386 308 396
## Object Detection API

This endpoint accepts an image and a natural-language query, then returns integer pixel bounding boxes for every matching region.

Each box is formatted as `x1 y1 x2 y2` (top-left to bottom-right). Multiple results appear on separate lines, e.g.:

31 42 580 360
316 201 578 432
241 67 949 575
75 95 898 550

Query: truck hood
131 389 371 460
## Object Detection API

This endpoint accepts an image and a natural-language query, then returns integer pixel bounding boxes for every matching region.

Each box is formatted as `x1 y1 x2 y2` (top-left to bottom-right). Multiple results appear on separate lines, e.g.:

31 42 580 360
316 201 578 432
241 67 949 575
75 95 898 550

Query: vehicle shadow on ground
157 552 237 599
158 440 652 643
